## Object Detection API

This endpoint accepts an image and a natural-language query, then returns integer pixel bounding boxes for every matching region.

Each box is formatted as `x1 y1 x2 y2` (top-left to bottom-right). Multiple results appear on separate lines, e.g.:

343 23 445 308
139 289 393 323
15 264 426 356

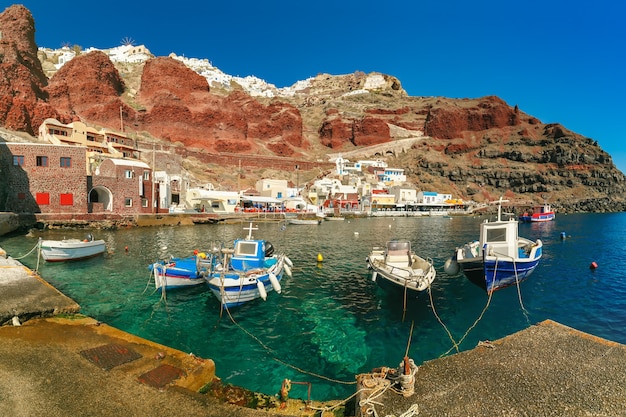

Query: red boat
519 204 555 222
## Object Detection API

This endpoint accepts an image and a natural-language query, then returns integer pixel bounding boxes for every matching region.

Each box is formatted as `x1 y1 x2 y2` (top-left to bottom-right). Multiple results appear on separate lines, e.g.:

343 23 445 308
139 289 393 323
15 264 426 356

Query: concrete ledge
356 320 626 416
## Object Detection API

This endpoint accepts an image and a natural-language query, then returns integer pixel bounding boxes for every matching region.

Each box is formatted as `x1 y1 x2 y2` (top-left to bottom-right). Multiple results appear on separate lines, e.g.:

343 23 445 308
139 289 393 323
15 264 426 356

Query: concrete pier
1 246 626 416
355 320 626 416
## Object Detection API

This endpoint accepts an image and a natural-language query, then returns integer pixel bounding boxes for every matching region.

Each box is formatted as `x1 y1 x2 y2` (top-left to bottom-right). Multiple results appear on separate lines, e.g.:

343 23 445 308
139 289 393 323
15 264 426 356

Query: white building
184 188 240 214
255 179 289 200
417 191 451 205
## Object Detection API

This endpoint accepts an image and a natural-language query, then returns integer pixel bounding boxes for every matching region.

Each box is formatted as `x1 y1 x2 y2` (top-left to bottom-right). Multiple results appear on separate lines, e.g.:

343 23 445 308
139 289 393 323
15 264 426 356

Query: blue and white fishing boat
149 250 216 290
444 197 543 293
205 223 292 308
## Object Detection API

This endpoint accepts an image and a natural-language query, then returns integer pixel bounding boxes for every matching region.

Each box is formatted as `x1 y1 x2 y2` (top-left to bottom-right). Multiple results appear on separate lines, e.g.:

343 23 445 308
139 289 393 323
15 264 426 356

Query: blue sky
16 0 626 173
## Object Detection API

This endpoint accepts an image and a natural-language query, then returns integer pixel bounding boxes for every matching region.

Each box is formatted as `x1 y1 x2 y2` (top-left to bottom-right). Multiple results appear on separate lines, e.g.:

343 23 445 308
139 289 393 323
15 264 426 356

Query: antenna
244 222 258 239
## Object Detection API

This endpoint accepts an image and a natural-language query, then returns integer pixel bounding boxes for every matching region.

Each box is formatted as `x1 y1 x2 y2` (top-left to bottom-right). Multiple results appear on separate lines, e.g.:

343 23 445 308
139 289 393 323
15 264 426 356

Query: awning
240 196 281 204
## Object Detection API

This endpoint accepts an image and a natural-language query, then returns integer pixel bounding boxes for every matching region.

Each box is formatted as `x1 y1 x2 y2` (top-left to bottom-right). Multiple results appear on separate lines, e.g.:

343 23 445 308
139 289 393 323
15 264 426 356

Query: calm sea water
2 213 626 401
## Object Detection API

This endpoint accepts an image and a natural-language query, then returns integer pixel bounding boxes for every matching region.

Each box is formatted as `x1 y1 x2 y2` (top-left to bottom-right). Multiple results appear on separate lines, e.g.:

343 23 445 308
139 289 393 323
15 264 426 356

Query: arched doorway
88 186 113 213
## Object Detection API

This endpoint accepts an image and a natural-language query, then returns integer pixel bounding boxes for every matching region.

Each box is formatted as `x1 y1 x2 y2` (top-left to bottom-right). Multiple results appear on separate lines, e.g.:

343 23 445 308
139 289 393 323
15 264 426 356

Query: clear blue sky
17 0 626 173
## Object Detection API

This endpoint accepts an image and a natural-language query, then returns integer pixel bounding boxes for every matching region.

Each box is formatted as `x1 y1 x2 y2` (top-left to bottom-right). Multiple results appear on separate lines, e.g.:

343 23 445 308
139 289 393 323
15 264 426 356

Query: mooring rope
220 302 356 385
427 285 460 354
512 258 531 325
11 241 40 260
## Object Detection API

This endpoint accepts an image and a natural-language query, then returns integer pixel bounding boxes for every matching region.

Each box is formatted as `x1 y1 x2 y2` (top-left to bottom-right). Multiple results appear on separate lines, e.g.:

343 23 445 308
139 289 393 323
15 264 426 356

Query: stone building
0 143 88 214
91 158 153 214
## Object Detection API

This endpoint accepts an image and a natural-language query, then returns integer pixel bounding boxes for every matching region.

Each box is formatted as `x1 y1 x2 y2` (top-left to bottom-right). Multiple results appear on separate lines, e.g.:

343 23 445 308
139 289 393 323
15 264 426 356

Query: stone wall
0 143 87 214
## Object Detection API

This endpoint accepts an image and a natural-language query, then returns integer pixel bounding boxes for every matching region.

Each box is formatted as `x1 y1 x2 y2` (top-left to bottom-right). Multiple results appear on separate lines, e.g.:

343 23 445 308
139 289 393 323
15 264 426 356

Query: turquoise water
2 213 626 401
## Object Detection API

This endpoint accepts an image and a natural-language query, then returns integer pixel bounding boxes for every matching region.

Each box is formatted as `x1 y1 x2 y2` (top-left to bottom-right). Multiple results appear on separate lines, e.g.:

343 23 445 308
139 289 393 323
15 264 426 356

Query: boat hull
206 256 285 308
366 243 436 296
39 239 106 262
370 266 434 296
150 255 214 290
288 219 321 225
458 255 541 293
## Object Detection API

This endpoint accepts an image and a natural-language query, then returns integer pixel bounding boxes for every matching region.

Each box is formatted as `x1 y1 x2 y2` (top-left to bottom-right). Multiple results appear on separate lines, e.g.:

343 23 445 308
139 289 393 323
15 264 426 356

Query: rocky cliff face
0 5 60 134
1 4 625 211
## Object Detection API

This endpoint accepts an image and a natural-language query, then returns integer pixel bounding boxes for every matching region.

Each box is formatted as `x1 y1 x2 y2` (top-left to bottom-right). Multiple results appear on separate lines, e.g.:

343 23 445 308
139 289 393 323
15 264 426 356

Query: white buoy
284 256 293 268
256 280 267 300
444 258 460 275
371 271 378 282
269 272 281 294
283 263 292 277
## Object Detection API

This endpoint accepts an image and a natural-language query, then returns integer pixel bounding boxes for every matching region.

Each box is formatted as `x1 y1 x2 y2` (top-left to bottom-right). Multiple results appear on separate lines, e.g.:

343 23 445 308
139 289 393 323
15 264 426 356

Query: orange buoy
125 246 129 252
590 262 598 269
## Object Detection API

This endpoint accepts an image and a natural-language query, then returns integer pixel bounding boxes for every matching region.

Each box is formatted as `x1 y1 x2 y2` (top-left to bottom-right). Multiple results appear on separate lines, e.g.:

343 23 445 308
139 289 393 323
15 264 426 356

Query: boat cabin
479 219 520 258
230 239 265 270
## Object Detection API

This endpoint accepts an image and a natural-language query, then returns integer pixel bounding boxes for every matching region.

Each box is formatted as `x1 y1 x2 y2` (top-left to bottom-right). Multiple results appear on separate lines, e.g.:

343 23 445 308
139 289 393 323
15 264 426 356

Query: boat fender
269 272 281 294
283 263 292 278
371 271 378 282
284 256 293 268
256 280 268 300
444 258 460 275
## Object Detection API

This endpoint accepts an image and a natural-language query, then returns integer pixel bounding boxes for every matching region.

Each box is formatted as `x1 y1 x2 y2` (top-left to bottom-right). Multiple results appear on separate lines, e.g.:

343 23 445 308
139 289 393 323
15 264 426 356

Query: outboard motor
86 233 94 242
265 242 275 257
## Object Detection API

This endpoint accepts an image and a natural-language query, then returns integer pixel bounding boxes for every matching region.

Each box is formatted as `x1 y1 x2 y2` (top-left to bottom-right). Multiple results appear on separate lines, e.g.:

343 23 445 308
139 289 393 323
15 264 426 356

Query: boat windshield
485 227 507 242
387 241 411 252
235 241 258 256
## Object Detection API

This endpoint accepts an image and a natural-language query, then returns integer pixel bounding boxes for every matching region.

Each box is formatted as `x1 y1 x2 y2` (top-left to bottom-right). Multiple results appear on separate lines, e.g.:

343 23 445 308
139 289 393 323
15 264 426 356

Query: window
141 198 148 208
235 241 258 256
125 170 134 179
125 198 133 207
60 157 71 168
36 193 50 205
143 171 150 181
13 155 24 166
36 156 48 167
60 194 73 206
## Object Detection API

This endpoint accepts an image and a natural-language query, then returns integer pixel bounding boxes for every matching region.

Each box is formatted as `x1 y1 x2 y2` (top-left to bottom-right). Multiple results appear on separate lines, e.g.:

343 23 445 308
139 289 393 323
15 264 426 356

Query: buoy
371 271 378 282
444 257 460 275
256 280 267 300
560 232 567 240
283 263 292 277
590 261 598 269
354 231 359 236
269 272 281 294
317 253 324 262
194 249 199 255
284 256 293 268
125 246 129 252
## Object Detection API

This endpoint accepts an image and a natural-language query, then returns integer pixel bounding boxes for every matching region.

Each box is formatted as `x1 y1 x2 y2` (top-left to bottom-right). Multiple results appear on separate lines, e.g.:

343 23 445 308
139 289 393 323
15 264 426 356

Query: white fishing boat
444 197 543 293
39 235 106 262
366 240 436 295
288 218 322 225
205 223 293 308
324 216 345 221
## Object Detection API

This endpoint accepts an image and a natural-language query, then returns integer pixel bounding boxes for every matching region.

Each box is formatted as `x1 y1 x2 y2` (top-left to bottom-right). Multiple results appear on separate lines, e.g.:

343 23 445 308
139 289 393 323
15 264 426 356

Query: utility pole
295 164 299 196
151 142 156 213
